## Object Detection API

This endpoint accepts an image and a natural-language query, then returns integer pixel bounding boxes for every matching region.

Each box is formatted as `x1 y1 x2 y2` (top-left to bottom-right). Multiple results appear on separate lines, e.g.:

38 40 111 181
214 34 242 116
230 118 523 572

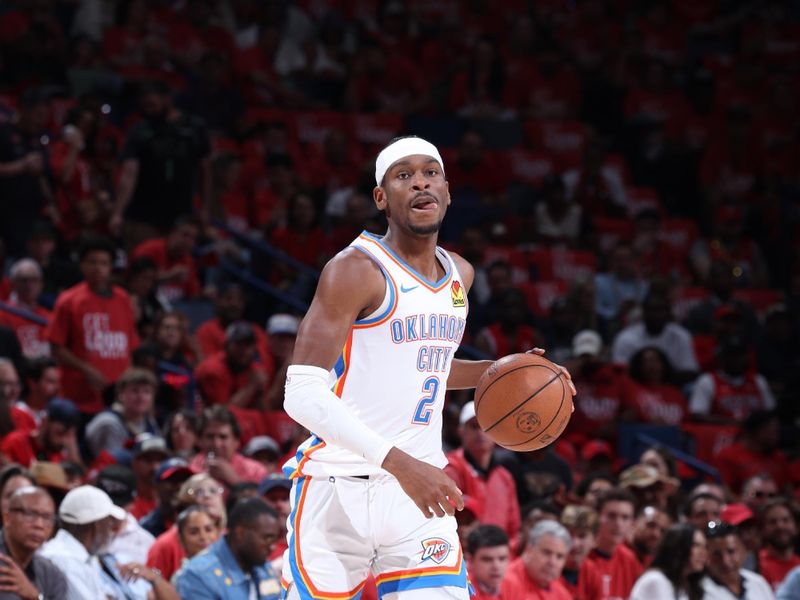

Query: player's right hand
382 447 464 518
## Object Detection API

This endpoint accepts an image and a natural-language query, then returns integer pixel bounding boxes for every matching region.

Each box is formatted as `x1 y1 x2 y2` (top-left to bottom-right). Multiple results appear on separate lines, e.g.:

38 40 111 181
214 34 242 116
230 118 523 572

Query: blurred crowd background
0 0 799 598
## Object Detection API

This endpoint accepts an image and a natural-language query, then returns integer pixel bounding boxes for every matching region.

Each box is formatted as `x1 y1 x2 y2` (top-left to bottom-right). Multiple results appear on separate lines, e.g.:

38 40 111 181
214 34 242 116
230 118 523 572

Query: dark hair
78 234 116 262
165 409 200 450
200 405 241 439
0 465 33 495
228 497 278 531
683 493 722 518
649 523 704 600
596 488 637 514
60 460 85 481
759 498 795 525
226 482 259 514
176 505 215 536
466 524 509 555
576 471 617 498
127 257 157 277
705 520 738 540
628 346 676 386
521 499 562 521
24 357 58 382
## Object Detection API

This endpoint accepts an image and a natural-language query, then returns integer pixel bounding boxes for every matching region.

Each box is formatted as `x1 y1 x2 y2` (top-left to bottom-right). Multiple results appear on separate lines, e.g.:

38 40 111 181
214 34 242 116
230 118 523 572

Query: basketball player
281 136 575 599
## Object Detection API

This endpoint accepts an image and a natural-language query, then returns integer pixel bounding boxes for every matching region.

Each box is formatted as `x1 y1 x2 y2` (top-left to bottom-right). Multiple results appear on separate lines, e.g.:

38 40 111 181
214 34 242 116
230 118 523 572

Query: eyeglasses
187 486 225 498
10 507 56 524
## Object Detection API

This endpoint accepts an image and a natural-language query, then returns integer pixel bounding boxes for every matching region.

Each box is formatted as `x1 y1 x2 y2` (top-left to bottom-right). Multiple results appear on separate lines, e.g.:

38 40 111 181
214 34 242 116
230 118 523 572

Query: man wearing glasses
0 486 67 599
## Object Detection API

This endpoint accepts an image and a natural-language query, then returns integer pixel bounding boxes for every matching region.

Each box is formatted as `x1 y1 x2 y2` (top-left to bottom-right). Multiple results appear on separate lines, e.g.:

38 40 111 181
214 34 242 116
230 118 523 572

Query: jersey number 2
412 376 440 425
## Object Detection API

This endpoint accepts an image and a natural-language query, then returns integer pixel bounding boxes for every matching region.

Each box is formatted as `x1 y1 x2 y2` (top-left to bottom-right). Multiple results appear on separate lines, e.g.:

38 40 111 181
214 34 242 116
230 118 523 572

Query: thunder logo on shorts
420 538 452 565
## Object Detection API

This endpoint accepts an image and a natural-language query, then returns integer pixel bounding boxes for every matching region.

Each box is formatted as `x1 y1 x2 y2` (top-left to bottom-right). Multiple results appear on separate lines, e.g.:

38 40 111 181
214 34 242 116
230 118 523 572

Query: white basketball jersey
283 231 468 479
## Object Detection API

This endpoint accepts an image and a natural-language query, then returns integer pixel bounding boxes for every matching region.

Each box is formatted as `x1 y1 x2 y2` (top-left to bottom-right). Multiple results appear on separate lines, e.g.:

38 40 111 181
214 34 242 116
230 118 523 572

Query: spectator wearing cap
126 435 172 520
578 488 643 600
40 485 127 599
47 235 139 416
258 474 291 561
721 503 759 572
445 401 520 541
190 405 270 486
0 486 67 599
195 284 274 371
140 457 195 537
466 524 510 600
684 493 723 532
560 505 598 596
85 367 161 459
712 411 789 495
702 522 774 599
568 330 627 441
264 313 299 410
244 436 281 473
618 464 678 514
130 216 203 304
0 259 51 359
501 520 572 599
0 398 82 468
176 498 282 599
628 505 672 567
741 475 779 513
758 499 800 590
690 337 777 425
612 288 699 384
594 243 648 328
195 322 271 410
19 357 61 427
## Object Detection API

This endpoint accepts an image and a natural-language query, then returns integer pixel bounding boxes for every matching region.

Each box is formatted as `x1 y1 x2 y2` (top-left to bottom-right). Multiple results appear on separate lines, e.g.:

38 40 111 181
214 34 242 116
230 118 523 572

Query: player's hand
527 347 577 396
382 447 464 518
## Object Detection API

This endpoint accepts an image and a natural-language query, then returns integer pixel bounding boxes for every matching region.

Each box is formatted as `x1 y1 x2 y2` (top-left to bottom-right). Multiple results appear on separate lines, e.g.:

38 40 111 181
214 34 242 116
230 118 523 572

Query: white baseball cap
59 485 126 525
459 401 477 425
572 330 603 357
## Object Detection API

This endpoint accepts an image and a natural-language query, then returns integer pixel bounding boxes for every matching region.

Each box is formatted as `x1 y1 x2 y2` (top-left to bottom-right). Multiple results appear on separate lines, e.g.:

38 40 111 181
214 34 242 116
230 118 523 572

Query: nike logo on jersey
400 284 420 293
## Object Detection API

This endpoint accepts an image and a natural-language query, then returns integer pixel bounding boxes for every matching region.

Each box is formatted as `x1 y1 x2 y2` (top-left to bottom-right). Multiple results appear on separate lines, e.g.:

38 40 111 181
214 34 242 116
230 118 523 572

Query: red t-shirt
622 379 688 425
127 494 157 521
714 441 790 494
0 431 64 467
578 544 643 600
481 324 541 360
10 407 36 432
0 301 52 359
195 319 274 374
131 238 200 303
502 557 572 599
759 548 800 590
47 283 138 414
147 525 185 582
567 365 626 438
194 352 268 409
444 449 520 541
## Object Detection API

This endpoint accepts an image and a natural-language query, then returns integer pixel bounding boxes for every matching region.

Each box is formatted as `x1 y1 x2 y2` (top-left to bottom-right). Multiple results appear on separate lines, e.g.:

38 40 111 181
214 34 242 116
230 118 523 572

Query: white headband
374 137 444 186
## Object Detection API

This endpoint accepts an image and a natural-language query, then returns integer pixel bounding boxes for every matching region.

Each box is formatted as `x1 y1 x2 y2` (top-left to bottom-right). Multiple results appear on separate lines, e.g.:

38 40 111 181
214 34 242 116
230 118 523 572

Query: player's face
468 545 509 591
375 155 450 236
524 533 568 587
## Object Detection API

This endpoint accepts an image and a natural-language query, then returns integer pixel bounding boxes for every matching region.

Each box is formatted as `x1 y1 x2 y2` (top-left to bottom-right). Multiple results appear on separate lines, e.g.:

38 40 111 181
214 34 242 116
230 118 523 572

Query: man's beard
409 220 443 235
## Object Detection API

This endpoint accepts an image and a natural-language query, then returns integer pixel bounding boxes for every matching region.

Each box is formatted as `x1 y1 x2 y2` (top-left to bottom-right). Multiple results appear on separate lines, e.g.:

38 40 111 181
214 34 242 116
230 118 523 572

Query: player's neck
382 230 441 280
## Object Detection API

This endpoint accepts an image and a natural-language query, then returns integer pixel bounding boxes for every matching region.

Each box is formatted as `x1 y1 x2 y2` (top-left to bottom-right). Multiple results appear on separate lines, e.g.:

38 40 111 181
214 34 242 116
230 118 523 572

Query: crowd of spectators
0 0 799 598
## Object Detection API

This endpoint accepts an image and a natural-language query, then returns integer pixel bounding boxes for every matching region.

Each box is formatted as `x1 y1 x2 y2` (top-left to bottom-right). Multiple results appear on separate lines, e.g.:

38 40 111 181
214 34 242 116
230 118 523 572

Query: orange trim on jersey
352 266 399 330
289 440 327 479
280 576 290 590
358 233 452 293
293 478 368 599
332 330 354 397
375 546 465 586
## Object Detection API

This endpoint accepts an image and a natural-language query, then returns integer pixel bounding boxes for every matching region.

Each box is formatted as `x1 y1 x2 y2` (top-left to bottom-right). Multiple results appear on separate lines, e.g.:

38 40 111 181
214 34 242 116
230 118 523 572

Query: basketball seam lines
475 363 559 410
504 377 567 447
482 371 563 433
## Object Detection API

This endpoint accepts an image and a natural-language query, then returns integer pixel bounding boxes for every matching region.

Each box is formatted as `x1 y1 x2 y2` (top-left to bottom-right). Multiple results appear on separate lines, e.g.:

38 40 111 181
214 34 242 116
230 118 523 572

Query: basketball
474 353 573 452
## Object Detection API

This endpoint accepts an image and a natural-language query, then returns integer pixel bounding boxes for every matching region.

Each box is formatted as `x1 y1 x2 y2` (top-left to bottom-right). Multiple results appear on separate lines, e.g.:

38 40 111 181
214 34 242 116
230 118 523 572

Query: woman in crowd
164 408 200 460
170 505 222 581
624 346 688 425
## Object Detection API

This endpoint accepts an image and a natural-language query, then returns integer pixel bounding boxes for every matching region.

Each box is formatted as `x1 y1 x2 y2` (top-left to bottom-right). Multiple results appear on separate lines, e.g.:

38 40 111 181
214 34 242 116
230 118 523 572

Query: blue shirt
175 537 281 600
778 565 800 599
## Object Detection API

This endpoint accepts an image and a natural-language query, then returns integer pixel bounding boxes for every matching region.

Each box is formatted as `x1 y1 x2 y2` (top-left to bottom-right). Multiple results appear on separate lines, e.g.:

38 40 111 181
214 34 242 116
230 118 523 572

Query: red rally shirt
758 548 800 589
714 441 789 494
578 544 643 600
46 282 138 414
0 301 52 359
0 431 64 467
131 238 200 303
195 352 269 409
195 319 275 376
501 557 572 600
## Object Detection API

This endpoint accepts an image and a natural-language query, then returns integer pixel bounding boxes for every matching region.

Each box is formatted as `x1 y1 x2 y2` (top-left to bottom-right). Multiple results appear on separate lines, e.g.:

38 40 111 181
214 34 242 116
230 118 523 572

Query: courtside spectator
576 471 616 510
445 401 520 540
465 525 510 600
258 474 291 561
0 259 51 359
684 493 723 532
502 520 572 599
629 505 672 567
0 398 82 468
19 357 60 426
174 505 221 575
85 367 160 458
140 457 195 538
195 322 270 410
47 235 138 416
578 488 643 600
702 521 774 599
630 523 706 600
190 405 269 486
560 505 598 597
758 499 800 590
130 216 203 303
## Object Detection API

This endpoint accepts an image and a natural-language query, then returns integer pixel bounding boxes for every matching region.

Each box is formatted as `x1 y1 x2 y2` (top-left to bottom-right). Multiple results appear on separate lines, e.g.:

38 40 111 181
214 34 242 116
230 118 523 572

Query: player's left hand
527 348 577 396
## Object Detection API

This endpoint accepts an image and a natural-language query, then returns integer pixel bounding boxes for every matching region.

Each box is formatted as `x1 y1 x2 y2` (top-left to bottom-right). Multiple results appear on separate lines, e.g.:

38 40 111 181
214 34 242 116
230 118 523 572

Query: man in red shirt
0 398 82 467
466 525 510 600
0 258 51 359
47 235 139 415
19 357 61 426
577 488 643 600
758 499 800 590
502 520 572 599
445 401 521 540
189 405 268 486
130 216 202 303
127 435 172 520
195 322 270 410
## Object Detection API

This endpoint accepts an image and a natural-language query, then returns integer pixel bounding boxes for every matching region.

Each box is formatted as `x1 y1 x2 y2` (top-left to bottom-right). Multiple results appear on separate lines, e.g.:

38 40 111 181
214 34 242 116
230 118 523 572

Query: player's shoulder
441 248 474 288
322 246 385 284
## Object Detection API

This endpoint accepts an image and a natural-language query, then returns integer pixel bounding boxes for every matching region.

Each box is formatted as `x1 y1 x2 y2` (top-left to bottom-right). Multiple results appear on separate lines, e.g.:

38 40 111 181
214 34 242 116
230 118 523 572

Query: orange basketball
474 353 573 452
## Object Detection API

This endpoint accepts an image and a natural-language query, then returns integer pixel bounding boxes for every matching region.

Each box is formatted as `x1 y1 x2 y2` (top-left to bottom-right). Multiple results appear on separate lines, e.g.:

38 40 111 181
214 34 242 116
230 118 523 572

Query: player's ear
445 180 451 206
373 185 387 212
